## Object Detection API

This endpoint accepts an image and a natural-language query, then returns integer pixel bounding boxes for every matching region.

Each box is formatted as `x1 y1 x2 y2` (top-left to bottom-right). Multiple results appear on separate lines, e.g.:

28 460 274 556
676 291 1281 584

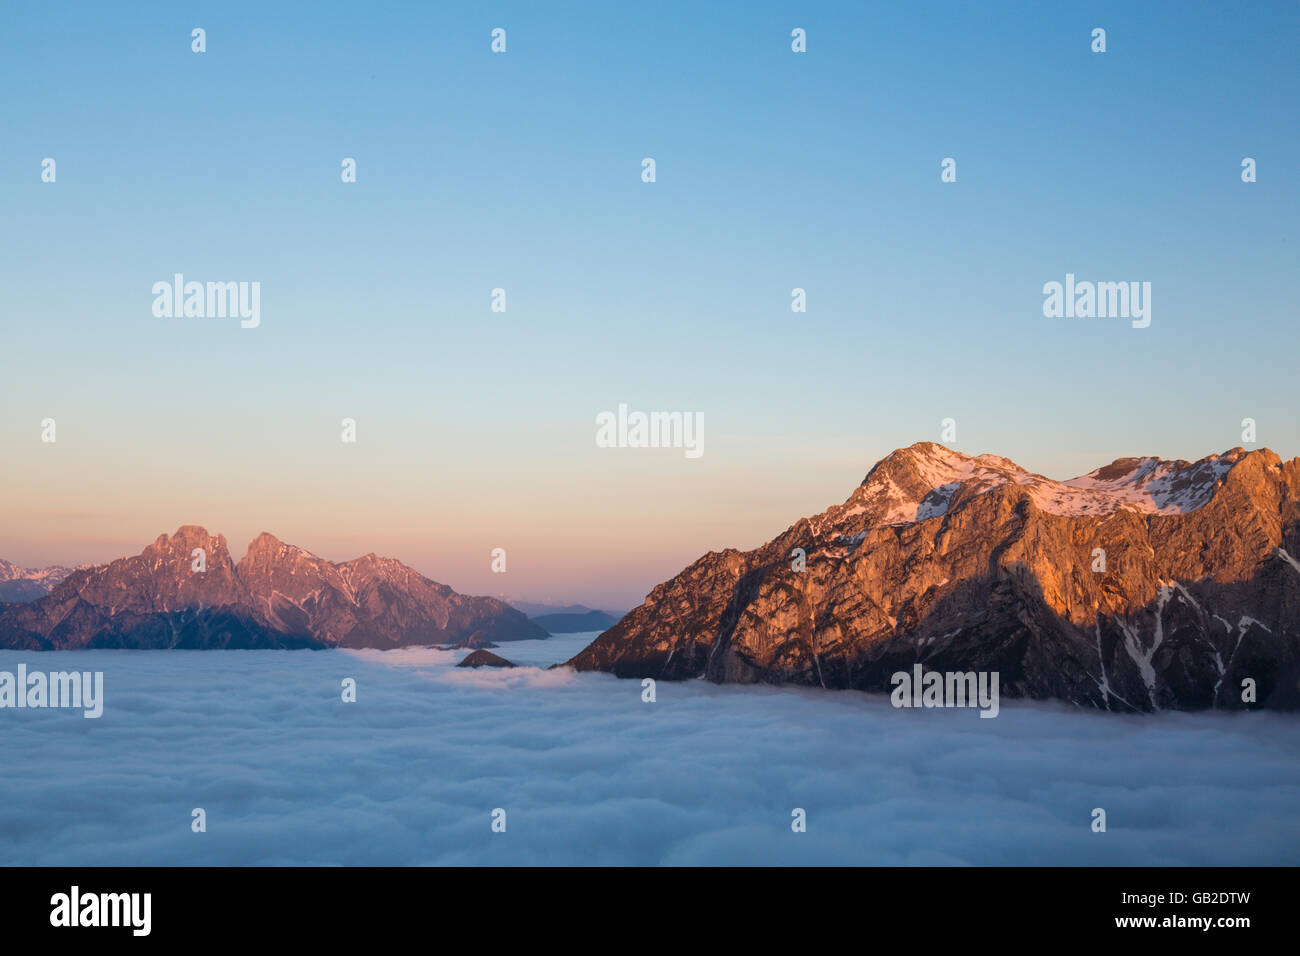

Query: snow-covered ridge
1062 453 1239 514
842 442 1248 527
0 559 82 587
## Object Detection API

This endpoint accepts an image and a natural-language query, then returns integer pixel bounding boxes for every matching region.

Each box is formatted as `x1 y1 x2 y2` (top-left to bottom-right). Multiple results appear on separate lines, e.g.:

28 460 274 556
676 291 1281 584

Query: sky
2 1 1297 608
3 643 1299 864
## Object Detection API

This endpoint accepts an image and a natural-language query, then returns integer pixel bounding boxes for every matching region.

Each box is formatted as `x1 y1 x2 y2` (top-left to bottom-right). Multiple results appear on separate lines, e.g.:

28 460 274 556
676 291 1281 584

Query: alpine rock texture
0 526 546 650
567 443 1300 711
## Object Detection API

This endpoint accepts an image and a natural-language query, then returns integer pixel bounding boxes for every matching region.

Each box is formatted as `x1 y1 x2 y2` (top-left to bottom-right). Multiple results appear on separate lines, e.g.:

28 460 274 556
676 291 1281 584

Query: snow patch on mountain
0 560 79 586
839 442 1245 529
1063 453 1239 514
1278 548 1300 577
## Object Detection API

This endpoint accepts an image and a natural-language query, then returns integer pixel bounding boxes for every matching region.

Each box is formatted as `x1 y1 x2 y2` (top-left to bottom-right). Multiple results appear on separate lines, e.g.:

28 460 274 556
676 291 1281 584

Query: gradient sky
2 1 1297 609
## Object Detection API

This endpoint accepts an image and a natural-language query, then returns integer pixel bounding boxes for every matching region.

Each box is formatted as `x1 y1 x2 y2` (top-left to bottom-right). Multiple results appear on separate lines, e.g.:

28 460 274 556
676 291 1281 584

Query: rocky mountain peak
567 443 1300 711
245 530 287 553
0 525 547 650
834 444 1275 533
238 531 319 569
144 525 230 560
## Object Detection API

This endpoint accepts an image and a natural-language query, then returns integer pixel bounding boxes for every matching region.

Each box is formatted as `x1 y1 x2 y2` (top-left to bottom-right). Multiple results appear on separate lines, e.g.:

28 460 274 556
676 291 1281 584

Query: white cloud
1 635 1297 865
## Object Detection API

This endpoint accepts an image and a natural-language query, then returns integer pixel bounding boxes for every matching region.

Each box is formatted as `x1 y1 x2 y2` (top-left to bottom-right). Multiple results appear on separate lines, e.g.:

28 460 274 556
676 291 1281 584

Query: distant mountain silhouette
0 559 80 603
531 609 621 633
509 600 624 619
0 526 546 649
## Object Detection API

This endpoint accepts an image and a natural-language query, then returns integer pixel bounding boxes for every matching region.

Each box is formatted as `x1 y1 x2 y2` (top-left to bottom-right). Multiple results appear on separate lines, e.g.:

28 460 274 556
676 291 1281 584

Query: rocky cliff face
0 526 546 650
566 443 1300 711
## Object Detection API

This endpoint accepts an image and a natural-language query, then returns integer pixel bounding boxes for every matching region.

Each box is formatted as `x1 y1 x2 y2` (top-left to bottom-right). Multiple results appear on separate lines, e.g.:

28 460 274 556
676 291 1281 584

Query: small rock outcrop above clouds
0 527 547 650
456 650 516 668
566 443 1300 711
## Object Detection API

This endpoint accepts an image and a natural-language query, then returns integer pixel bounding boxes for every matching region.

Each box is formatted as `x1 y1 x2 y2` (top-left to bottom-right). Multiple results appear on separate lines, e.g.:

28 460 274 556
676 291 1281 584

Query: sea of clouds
1 634 1298 865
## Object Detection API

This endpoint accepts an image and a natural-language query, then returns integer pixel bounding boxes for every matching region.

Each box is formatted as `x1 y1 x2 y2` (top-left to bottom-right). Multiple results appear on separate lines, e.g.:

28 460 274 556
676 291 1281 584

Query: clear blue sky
2 1 1297 608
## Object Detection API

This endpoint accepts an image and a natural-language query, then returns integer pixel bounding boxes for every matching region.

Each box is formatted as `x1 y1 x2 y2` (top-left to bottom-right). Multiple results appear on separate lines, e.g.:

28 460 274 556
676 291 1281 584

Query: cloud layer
1 635 1298 865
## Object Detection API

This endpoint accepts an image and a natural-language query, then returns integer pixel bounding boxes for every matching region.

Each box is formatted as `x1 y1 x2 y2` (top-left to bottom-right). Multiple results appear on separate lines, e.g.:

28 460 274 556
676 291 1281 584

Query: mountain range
566 443 1300 711
0 526 546 649
529 609 621 633
0 559 79 603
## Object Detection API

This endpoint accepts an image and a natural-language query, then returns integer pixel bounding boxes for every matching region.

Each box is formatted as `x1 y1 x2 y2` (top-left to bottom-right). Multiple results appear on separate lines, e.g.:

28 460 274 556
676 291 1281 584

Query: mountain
566 443 1300 711
509 600 625 619
0 559 79 603
531 609 621 633
457 649 516 668
0 526 547 650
